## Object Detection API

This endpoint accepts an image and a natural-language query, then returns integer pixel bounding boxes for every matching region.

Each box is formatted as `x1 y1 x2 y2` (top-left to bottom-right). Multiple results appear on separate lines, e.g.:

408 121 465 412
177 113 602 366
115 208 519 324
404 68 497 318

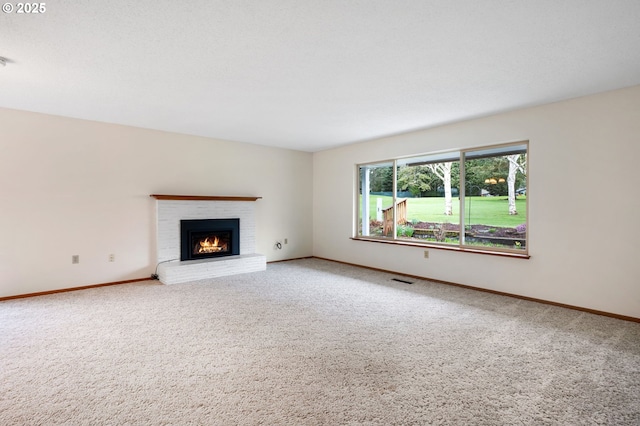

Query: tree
465 157 508 196
427 162 453 215
369 166 393 192
397 165 432 197
507 154 526 215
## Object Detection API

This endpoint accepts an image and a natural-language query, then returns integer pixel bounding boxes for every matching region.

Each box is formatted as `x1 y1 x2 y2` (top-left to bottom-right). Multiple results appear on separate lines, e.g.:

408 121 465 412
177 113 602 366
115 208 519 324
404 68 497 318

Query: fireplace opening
180 219 240 261
191 230 231 255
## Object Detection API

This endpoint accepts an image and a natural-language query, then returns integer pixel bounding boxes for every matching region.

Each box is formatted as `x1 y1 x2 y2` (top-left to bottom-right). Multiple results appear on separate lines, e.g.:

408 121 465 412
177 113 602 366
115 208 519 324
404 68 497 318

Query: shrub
434 223 447 242
397 225 415 238
516 224 526 233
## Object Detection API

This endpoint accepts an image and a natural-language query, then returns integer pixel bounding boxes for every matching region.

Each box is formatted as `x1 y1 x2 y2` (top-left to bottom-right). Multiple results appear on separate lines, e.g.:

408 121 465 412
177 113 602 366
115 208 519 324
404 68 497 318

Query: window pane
395 154 460 245
358 162 395 238
463 147 527 251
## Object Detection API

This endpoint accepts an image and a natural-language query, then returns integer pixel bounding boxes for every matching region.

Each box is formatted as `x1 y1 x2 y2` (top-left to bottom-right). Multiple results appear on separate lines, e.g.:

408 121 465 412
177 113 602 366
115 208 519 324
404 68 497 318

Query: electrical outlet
72 255 79 264
109 254 115 262
284 238 288 244
423 250 429 259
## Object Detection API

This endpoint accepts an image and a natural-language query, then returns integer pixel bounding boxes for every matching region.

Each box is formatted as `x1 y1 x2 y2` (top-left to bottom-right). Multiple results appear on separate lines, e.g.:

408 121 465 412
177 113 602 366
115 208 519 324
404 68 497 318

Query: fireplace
180 219 240 261
153 195 265 284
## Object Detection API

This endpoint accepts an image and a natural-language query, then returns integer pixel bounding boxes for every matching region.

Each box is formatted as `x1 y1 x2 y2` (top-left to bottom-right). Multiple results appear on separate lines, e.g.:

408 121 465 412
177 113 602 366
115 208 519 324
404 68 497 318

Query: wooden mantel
150 194 262 201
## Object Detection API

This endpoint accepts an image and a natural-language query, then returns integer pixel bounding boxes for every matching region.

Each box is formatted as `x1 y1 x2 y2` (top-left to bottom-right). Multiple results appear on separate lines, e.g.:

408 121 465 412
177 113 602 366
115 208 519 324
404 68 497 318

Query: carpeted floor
1 258 638 425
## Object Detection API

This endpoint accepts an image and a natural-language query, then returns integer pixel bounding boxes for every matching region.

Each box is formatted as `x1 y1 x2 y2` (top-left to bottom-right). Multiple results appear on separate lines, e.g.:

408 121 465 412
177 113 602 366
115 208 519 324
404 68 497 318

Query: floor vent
391 278 414 284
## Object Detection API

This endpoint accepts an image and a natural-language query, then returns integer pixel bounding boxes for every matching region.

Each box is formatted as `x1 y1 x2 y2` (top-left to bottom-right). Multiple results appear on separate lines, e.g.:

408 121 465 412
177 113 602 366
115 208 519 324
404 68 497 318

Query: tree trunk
443 162 453 215
427 162 453 215
507 154 519 215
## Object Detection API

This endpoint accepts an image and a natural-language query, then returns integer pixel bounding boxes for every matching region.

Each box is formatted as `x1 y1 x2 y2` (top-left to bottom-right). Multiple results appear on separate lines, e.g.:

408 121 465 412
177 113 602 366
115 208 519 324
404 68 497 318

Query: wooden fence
382 198 407 236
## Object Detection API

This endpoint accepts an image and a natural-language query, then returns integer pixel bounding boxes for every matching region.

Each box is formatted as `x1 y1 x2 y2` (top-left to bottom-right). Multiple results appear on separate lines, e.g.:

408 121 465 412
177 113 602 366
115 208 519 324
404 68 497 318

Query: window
356 142 528 255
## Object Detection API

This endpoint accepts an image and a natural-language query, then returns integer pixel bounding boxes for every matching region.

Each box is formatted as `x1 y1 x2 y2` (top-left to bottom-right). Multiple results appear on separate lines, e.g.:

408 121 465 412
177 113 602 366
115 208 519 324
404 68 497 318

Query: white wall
0 108 313 297
313 85 640 318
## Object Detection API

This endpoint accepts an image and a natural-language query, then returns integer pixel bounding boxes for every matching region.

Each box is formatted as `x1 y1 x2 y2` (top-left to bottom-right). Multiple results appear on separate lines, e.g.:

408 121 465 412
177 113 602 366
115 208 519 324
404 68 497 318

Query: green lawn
363 195 526 228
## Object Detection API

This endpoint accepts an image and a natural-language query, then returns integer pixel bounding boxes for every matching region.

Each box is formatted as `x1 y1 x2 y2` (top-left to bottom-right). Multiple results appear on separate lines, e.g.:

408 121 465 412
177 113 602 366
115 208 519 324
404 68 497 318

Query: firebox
180 219 240 261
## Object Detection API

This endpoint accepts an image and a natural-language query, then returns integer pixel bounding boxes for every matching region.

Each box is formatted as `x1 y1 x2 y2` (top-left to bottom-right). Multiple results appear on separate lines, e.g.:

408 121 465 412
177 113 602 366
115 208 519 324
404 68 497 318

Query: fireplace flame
198 236 227 253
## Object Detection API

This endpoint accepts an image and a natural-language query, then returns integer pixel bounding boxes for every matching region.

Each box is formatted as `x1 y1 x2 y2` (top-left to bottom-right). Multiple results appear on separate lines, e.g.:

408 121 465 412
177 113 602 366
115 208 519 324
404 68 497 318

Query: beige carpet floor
1 258 639 425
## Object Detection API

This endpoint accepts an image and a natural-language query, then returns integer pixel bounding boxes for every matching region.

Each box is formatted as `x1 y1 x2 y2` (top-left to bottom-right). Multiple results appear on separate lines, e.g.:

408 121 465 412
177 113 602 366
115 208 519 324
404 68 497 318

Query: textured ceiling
1 1 640 152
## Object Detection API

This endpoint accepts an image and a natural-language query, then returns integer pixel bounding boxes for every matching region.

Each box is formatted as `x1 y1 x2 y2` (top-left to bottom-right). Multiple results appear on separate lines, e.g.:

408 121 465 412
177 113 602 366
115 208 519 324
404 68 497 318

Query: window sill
350 237 531 259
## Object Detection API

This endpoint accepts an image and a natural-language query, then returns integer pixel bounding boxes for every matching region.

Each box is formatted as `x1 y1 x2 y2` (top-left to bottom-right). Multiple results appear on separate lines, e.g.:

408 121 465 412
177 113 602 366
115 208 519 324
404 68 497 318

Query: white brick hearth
152 196 266 284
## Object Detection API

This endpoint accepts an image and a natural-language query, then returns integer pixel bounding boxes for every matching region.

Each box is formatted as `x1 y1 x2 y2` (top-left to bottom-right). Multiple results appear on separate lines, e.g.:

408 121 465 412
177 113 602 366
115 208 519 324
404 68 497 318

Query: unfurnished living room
1 1 639 425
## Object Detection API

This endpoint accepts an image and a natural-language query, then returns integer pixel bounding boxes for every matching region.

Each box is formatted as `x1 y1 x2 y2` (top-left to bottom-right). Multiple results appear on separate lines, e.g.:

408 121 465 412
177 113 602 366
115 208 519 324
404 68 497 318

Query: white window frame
354 141 529 257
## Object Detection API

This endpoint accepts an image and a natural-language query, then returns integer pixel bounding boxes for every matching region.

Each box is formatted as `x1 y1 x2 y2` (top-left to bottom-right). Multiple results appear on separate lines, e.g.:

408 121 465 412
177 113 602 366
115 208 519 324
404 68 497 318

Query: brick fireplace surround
151 195 266 284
